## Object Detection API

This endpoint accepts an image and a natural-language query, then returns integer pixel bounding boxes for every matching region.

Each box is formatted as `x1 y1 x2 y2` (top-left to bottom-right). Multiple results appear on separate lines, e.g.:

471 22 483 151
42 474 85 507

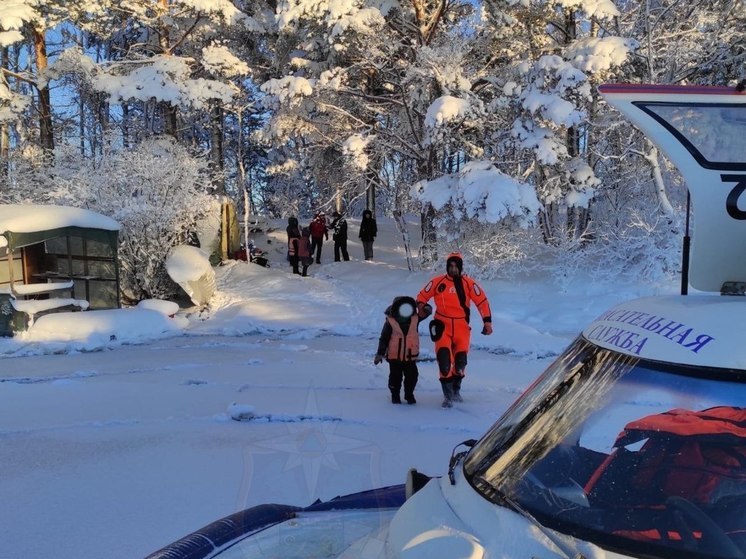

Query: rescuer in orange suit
416 252 493 408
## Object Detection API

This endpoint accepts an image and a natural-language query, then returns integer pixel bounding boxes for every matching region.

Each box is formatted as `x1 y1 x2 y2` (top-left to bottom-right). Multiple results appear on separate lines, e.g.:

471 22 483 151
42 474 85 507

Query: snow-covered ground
0 217 678 559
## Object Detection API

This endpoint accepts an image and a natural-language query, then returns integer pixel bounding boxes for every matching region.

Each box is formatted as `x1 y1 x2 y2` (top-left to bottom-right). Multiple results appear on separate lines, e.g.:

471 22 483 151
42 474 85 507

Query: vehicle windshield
635 102 746 168
464 337 746 559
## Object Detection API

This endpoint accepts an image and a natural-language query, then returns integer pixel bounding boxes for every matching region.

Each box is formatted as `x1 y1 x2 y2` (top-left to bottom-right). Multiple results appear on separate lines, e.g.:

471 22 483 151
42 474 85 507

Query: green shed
0 204 121 336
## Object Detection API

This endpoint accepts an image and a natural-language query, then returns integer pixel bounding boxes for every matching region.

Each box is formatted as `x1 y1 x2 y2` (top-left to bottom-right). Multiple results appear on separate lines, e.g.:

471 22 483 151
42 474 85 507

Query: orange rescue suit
416 274 491 379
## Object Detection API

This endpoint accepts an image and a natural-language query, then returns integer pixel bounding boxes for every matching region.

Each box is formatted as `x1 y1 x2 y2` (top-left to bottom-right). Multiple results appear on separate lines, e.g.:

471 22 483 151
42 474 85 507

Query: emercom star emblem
237 385 382 506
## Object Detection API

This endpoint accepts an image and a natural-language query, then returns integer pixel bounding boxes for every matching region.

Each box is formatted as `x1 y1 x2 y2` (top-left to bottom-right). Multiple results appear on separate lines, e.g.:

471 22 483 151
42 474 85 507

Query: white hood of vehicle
386 467 633 559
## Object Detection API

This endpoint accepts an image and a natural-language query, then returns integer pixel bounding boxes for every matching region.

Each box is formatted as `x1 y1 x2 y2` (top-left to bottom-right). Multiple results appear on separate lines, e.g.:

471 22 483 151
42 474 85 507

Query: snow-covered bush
165 245 216 306
581 208 682 286
417 164 683 287
51 138 214 302
412 161 541 230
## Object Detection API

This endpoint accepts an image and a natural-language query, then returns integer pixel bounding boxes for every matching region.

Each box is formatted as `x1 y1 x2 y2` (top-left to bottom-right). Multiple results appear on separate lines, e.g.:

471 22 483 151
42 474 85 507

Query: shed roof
0 204 120 233
0 204 120 250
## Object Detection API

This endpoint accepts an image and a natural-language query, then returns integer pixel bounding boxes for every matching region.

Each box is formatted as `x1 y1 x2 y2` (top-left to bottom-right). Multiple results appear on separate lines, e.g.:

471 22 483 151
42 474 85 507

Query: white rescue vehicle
148 83 746 559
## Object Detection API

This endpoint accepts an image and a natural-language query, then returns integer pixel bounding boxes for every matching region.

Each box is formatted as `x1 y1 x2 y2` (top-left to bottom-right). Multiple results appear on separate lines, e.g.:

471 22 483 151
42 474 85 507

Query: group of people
287 211 492 408
374 252 493 409
286 209 379 274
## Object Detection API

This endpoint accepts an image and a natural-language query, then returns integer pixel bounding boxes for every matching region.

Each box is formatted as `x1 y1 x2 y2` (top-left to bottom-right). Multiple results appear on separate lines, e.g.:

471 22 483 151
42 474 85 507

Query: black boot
441 380 454 408
452 376 463 402
402 364 418 405
391 392 401 404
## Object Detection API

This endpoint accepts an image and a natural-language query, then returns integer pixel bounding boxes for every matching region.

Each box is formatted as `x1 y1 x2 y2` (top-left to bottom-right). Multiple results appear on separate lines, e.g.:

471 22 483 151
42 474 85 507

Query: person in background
359 209 377 261
309 212 328 264
416 252 493 408
374 296 432 404
286 216 301 275
247 240 270 267
330 210 350 262
298 226 313 277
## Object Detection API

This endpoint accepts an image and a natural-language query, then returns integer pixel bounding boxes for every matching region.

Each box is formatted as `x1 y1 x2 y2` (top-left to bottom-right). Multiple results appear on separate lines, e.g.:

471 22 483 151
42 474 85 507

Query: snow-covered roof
0 204 120 234
599 83 740 97
0 204 121 251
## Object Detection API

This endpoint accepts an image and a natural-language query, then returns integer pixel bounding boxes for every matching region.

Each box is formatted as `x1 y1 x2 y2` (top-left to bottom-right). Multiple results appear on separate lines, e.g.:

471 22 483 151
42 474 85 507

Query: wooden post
66 235 74 297
7 246 15 295
114 237 121 308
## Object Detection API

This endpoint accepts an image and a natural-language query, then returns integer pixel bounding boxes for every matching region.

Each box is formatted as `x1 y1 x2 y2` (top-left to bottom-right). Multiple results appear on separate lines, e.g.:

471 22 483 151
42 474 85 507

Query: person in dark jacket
286 216 301 275
329 211 350 262
309 212 328 264
359 209 377 260
374 296 432 404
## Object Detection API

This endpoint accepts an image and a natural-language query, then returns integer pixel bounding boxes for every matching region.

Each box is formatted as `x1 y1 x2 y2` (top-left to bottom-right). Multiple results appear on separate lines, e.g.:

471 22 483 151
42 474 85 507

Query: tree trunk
158 0 178 139
1 47 8 180
0 117 7 180
410 0 448 45
642 142 675 218
79 82 86 157
418 146 439 266
32 27 54 153
98 94 109 143
122 103 130 148
563 8 580 239
163 103 178 138
365 167 376 213
209 102 225 193
538 209 552 245
393 209 414 271
420 203 437 266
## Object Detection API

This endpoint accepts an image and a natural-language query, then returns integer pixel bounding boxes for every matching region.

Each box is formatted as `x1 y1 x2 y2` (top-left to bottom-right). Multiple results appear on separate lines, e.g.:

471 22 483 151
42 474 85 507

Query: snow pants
432 314 471 380
362 241 374 260
289 254 300 275
388 361 418 398
334 238 350 261
310 236 324 264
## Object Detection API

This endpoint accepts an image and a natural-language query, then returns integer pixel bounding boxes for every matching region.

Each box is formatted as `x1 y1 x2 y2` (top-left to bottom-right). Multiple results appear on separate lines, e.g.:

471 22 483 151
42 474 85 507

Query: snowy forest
0 0 744 300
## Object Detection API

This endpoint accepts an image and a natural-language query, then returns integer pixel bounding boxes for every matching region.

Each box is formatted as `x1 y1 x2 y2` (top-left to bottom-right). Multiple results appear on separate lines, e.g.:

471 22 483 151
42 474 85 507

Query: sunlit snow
0 216 677 559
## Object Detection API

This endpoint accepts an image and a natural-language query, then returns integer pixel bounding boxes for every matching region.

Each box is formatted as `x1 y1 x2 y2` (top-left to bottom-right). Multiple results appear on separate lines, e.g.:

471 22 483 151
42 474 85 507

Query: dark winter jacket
359 210 377 243
286 217 300 238
286 217 301 255
330 215 348 241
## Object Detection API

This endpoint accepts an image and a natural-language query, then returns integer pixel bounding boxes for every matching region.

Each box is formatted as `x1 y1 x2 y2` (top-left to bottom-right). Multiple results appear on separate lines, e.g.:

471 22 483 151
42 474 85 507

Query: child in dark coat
374 296 432 404
298 227 313 276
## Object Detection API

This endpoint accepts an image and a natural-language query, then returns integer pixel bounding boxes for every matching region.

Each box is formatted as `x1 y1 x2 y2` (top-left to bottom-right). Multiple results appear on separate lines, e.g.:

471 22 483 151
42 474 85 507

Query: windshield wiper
448 439 477 485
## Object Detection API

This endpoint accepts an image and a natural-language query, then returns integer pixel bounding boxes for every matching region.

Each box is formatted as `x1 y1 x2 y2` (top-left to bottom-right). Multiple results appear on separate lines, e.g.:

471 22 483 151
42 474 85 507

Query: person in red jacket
416 252 493 408
309 212 329 264
374 296 432 404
